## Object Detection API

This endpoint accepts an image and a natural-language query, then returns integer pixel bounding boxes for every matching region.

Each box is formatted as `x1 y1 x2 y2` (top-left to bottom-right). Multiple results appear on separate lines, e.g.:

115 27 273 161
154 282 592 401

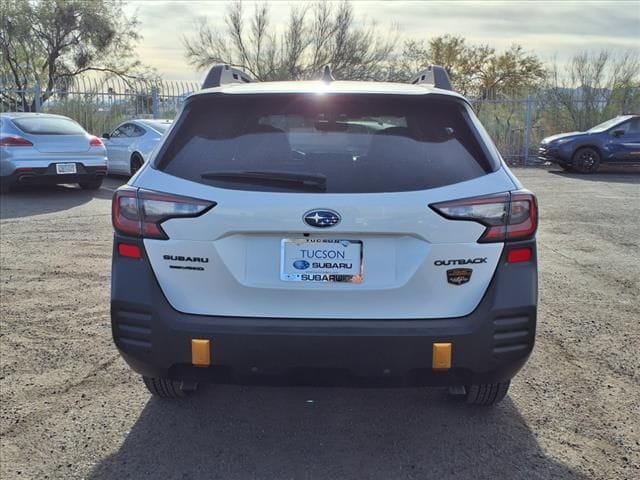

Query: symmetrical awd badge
303 209 341 228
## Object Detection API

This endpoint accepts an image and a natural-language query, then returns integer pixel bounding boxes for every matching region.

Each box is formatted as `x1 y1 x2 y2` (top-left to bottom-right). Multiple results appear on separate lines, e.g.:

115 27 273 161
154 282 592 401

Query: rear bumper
0 163 107 186
111 237 538 387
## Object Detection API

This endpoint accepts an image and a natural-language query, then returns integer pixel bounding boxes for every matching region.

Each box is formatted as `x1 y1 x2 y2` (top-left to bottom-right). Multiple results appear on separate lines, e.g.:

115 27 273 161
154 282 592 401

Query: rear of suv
111 65 538 406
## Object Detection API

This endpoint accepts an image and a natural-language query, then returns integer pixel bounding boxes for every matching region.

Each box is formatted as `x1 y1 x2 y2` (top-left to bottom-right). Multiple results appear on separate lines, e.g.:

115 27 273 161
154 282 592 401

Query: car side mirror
612 129 625 137
102 133 110 139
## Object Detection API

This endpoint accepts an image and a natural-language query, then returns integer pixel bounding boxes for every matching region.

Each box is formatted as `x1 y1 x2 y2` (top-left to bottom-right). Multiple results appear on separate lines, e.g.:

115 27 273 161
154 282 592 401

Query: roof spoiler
410 65 453 91
202 64 253 89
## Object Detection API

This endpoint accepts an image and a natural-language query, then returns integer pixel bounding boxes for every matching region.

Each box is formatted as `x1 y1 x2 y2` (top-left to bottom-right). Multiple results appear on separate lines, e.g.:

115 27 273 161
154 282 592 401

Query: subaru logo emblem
293 260 310 270
303 209 341 228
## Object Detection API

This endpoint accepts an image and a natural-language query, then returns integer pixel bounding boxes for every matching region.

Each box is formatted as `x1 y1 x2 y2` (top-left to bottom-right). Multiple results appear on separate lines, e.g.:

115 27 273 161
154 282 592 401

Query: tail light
0 135 33 147
430 190 538 243
89 136 104 147
112 187 215 240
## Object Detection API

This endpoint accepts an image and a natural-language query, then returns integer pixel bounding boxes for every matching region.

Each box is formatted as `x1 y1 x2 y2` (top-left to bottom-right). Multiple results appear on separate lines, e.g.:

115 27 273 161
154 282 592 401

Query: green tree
182 1 397 81
396 35 546 98
1 0 152 111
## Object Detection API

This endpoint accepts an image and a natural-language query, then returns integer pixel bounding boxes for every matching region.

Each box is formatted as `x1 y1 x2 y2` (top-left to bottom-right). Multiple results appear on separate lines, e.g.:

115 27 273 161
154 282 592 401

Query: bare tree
544 50 640 130
182 1 397 81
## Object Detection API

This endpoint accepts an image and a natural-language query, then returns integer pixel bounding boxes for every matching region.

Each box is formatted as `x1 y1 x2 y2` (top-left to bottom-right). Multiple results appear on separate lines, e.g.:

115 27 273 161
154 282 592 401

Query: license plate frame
55 163 77 175
280 238 364 283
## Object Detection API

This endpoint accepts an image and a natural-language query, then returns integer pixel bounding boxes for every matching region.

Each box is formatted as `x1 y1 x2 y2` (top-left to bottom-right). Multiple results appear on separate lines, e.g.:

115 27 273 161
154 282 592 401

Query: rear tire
130 154 144 176
465 381 510 406
78 179 103 190
572 147 600 173
142 376 195 399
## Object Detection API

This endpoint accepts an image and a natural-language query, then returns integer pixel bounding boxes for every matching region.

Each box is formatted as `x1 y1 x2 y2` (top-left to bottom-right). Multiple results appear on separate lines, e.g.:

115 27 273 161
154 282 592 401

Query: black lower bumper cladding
111 235 538 387
2 163 106 186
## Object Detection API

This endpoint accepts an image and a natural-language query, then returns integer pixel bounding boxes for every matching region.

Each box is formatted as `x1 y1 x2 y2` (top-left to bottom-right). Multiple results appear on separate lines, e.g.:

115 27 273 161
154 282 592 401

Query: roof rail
410 65 452 91
202 64 253 89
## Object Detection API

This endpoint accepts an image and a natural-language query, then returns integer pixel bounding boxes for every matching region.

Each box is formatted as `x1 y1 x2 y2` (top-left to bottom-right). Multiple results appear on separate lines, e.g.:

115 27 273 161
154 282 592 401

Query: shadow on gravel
547 167 640 184
0 177 124 220
90 386 587 480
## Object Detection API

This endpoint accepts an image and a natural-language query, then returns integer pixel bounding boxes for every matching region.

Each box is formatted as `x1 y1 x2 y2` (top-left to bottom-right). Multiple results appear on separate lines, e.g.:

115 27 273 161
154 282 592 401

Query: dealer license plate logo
280 239 363 283
56 163 77 174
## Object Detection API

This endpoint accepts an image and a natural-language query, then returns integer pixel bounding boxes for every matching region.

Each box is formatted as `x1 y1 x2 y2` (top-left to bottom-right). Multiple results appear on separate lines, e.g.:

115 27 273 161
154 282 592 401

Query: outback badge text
434 257 487 266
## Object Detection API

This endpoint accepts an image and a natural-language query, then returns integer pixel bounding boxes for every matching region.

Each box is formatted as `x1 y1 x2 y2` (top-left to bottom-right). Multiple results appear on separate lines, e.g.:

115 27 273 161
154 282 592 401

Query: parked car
538 114 640 172
111 65 538 406
0 112 107 192
103 119 172 176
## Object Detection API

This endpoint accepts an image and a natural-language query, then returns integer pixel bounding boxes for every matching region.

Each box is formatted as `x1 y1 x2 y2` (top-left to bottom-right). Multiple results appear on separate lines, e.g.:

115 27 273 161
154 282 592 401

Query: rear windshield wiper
201 170 327 192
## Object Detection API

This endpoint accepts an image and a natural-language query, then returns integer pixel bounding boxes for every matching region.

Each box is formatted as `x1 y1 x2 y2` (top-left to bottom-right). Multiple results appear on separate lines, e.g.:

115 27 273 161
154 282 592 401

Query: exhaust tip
18 174 35 183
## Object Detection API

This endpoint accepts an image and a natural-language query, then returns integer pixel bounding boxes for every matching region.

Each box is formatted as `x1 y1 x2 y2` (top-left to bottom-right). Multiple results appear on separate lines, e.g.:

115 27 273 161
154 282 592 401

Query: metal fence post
523 95 533 166
623 96 630 114
34 83 42 112
152 87 159 119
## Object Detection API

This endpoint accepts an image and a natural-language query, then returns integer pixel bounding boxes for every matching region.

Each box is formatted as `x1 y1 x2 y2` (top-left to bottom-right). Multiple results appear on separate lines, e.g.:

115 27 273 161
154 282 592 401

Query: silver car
102 119 172 176
0 112 107 192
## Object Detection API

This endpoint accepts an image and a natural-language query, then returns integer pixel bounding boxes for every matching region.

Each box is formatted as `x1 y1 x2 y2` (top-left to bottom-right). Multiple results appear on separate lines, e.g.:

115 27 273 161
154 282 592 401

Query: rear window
157 94 494 193
146 121 172 133
13 117 86 135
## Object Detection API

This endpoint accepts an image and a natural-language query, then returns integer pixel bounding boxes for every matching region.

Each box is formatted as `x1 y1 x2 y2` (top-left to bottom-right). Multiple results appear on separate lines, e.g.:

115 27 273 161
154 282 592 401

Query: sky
123 0 640 82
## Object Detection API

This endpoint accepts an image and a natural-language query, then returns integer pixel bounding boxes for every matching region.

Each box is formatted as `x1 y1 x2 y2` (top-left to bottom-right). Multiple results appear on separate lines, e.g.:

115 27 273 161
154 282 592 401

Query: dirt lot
0 167 638 480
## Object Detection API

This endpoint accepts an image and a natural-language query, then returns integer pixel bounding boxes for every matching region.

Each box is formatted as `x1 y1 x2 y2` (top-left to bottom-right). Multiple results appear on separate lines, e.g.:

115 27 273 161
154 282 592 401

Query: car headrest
236 123 292 167
366 126 420 159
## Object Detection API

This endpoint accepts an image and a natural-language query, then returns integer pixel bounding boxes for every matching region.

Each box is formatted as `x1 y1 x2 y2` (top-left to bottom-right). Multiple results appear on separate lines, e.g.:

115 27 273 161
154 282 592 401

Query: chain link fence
2 76 638 165
472 90 639 165
0 76 199 137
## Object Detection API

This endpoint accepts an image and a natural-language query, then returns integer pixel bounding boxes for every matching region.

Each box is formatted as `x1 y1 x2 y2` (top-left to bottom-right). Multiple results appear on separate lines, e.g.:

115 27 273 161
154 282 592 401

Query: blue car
538 115 640 173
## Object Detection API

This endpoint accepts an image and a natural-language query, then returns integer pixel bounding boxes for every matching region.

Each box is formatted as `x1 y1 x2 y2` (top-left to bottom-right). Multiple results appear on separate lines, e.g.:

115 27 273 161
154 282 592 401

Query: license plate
55 163 77 174
280 239 363 283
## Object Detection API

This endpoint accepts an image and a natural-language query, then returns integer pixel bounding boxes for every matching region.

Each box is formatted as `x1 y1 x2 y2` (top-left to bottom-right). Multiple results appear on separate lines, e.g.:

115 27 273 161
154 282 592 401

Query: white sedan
103 119 172 176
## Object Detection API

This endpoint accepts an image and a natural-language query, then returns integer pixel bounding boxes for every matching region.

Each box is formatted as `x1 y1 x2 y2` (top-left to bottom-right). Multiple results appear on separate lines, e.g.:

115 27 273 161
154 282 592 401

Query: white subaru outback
111 65 538 406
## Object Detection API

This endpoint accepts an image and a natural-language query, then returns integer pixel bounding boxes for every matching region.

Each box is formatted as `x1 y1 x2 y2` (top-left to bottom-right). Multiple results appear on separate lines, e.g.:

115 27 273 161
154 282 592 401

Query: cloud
123 0 640 80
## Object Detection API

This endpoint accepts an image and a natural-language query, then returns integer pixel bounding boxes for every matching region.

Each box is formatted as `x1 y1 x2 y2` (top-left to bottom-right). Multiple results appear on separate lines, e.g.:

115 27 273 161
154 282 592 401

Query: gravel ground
1 167 639 480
